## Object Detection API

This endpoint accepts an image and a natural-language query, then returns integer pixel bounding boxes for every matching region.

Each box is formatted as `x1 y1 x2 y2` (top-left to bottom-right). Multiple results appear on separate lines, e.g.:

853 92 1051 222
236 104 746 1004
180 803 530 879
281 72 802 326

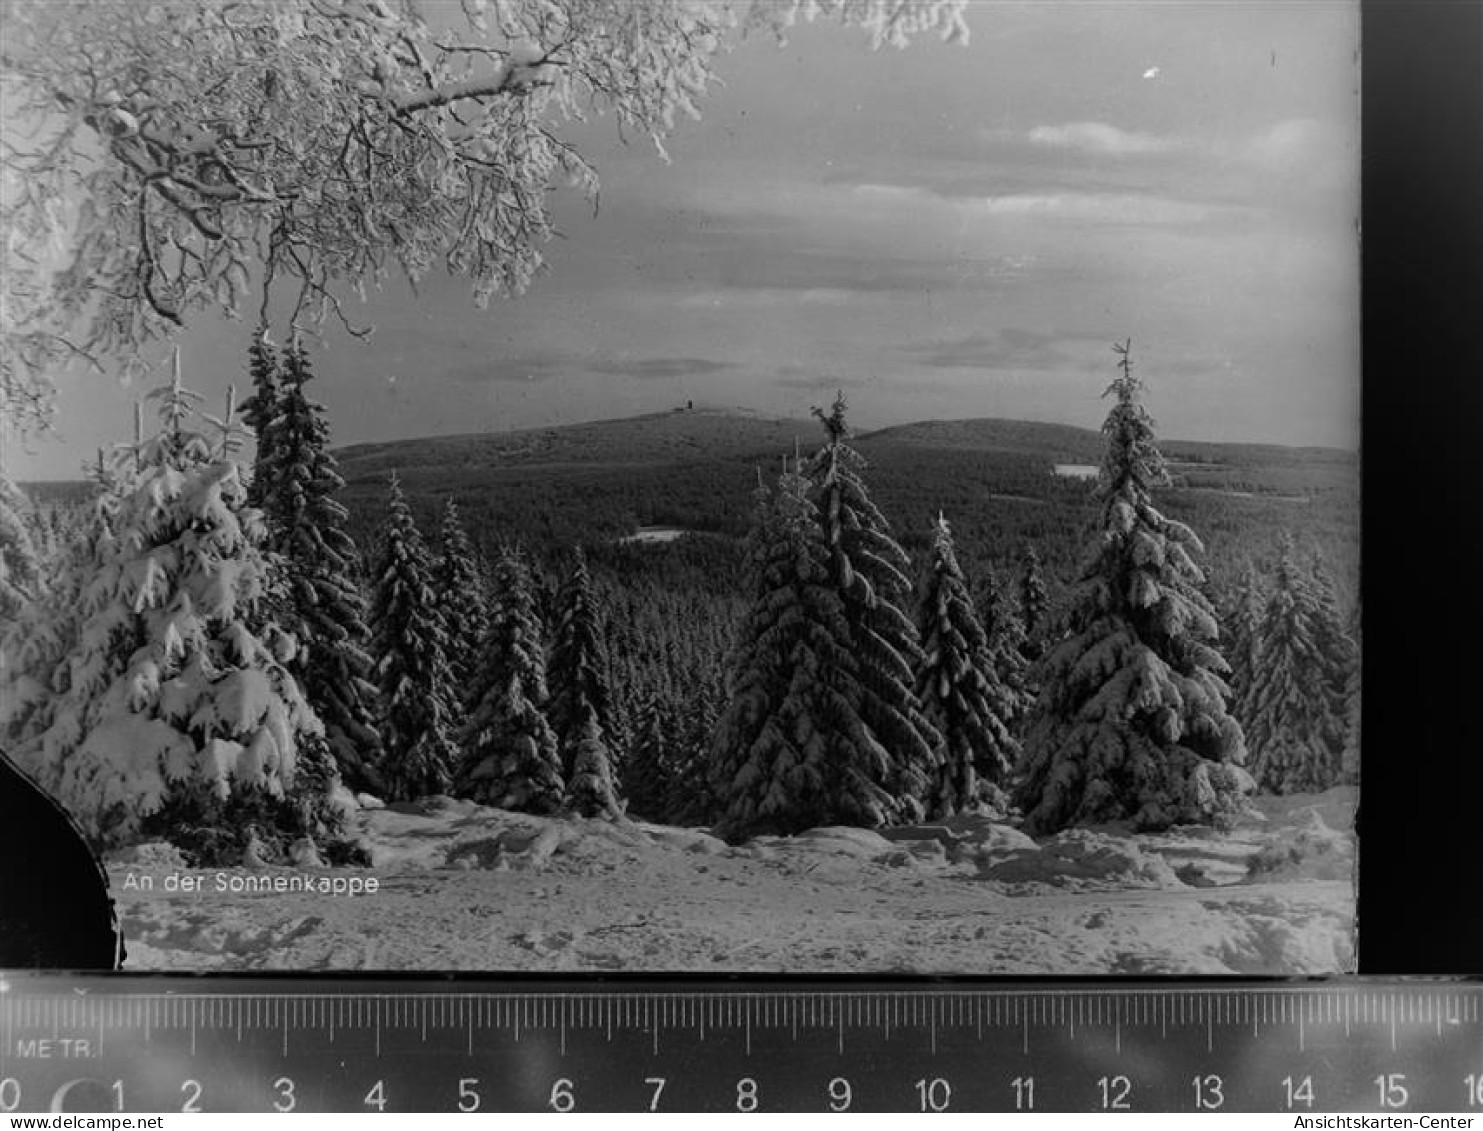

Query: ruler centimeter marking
10 984 1483 1029
1 978 1479 1112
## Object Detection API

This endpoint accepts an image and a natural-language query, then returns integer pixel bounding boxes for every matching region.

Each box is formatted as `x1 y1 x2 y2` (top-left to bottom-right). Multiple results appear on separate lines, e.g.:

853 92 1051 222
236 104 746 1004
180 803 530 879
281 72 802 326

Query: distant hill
335 410 1358 476
323 410 1356 598
19 409 1359 603
331 410 1355 489
334 409 820 481
861 417 1357 471
858 418 1106 462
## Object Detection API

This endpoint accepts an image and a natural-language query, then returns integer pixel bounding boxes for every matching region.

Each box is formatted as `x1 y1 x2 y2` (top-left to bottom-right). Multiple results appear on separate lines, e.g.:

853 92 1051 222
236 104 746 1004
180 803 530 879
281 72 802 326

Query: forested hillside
323 408 1359 607
25 408 1358 603
11 397 1359 841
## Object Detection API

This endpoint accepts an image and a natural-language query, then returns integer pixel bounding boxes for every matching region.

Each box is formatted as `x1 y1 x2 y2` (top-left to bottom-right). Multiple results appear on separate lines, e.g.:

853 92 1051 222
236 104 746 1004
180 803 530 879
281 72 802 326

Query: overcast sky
8 1 1360 480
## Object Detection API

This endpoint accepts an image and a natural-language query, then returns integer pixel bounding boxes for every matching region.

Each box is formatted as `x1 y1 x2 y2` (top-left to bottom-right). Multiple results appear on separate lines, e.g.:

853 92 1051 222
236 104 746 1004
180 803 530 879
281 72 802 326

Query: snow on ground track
108 788 1356 975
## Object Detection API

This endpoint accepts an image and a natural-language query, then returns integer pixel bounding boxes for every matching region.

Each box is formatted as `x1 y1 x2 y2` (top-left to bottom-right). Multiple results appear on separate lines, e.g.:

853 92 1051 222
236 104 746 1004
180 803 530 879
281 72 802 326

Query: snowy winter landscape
110 785 1355 973
2 1 1360 978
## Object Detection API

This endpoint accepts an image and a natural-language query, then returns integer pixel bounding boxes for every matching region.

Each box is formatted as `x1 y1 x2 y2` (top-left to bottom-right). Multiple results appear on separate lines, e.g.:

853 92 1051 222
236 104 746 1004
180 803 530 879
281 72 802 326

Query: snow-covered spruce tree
1 453 128 751
1307 552 1357 755
370 473 461 801
456 547 563 814
3 364 346 859
1015 341 1249 835
547 548 621 817
623 691 673 822
600 658 636 774
1341 629 1360 785
976 562 1032 731
667 745 717 828
709 466 891 839
1244 537 1346 794
1219 562 1266 732
434 498 490 694
665 656 725 827
0 472 43 622
684 677 722 770
19 497 78 589
1341 597 1360 783
564 706 624 820
804 395 939 822
255 343 384 795
666 663 724 826
15 497 60 577
547 549 610 744
913 515 1017 817
1019 545 1050 661
239 332 281 510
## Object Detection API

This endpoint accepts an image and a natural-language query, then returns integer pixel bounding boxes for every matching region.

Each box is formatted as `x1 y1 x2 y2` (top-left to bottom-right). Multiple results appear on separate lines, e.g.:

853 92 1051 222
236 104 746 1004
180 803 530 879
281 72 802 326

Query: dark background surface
1357 0 1483 974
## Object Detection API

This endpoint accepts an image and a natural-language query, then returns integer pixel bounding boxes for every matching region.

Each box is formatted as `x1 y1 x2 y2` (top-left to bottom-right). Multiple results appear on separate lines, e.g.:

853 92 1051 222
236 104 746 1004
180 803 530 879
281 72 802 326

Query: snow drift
107 787 1356 975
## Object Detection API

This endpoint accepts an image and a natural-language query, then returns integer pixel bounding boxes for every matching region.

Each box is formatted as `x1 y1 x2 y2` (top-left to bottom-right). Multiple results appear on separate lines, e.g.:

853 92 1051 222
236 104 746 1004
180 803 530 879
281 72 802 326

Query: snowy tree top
811 391 853 445
1098 339 1170 505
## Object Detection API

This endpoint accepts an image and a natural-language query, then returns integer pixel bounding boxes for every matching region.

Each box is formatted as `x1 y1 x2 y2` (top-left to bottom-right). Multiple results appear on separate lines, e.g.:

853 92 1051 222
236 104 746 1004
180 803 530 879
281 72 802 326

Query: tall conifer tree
548 548 621 817
370 473 460 800
1016 342 1249 834
564 709 623 819
623 691 673 821
667 746 717 828
2 363 344 857
668 670 722 827
1306 552 1356 757
1341 622 1361 785
709 466 884 838
1245 537 1346 793
914 515 1017 817
548 550 609 742
457 547 563 813
1 452 127 751
1220 562 1266 733
976 563 1032 731
804 394 939 821
1019 545 1050 660
240 333 281 511
256 344 384 794
0 472 42 623
435 499 490 693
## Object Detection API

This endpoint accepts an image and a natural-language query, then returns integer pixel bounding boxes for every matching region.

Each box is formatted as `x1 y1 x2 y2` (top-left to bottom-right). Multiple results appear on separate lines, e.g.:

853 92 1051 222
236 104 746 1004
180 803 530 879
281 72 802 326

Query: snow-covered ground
1052 464 1099 480
107 788 1356 974
617 526 689 544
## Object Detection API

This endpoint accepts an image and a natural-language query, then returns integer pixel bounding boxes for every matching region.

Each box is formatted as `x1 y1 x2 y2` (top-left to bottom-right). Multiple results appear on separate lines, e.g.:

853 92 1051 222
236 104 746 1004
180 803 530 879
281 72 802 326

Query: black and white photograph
1 0 1360 975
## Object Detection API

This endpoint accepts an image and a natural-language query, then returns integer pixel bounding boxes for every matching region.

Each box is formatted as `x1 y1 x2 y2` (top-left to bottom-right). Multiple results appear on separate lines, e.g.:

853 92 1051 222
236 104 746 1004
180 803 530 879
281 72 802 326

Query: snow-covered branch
391 55 555 115
0 0 973 434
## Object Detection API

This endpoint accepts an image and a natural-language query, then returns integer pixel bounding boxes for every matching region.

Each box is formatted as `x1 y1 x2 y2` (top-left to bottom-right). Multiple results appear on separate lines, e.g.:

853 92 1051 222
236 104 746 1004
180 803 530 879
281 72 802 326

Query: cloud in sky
589 357 734 380
1021 117 1338 177
977 191 1226 226
9 2 1360 479
669 286 868 309
445 354 569 384
900 328 1110 373
636 218 1042 299
773 364 858 393
848 180 1241 229
1240 117 1330 170
448 352 733 384
1027 121 1178 157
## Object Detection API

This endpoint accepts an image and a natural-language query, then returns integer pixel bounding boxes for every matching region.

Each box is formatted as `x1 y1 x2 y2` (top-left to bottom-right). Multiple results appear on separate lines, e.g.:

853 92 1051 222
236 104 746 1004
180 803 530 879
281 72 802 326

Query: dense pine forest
0 341 1360 865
